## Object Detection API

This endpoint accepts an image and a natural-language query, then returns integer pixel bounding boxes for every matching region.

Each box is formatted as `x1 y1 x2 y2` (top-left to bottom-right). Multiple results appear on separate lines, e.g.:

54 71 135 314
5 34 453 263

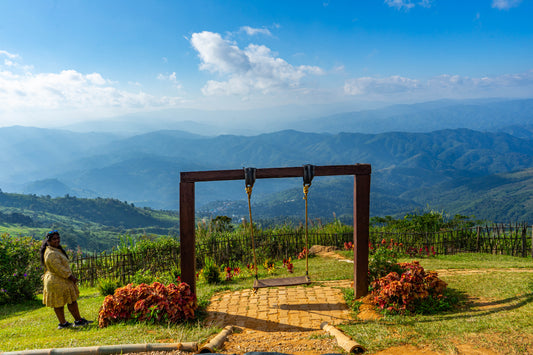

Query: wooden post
180 181 196 293
353 173 371 299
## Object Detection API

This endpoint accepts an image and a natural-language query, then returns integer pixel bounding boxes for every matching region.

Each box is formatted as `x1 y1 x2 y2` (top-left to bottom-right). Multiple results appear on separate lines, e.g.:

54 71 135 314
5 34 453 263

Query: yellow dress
42 246 79 308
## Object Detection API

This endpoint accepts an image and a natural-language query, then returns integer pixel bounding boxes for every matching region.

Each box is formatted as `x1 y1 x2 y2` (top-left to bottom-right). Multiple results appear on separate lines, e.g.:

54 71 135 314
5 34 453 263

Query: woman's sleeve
45 252 72 279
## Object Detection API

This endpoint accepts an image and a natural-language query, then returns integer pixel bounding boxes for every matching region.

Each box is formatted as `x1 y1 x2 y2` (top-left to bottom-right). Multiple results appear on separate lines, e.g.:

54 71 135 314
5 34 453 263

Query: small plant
246 263 256 276
159 265 181 284
297 247 308 259
342 287 363 312
263 259 276 274
97 278 122 296
368 245 403 282
132 269 156 285
405 245 437 258
201 258 221 284
282 258 294 273
344 241 354 250
224 266 241 281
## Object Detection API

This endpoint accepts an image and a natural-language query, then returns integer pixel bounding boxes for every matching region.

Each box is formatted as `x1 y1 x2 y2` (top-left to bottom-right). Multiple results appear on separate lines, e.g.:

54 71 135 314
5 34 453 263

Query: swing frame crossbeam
180 164 371 298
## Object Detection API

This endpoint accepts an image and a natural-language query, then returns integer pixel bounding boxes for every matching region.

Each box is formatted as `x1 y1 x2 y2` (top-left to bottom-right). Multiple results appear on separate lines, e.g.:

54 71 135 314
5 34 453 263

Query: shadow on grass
413 289 533 323
0 298 43 320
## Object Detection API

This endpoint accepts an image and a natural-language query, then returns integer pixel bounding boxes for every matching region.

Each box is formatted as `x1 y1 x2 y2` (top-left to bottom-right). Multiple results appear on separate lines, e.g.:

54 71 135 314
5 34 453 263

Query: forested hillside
0 192 179 252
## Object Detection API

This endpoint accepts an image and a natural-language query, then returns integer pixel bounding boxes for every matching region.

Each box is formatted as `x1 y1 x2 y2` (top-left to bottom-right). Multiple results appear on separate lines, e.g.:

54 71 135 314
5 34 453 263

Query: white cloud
0 50 33 72
0 50 18 60
418 0 433 8
240 26 272 36
190 31 323 96
344 71 533 99
157 72 182 90
344 75 420 95
492 0 522 10
191 31 251 74
384 0 433 10
0 50 185 124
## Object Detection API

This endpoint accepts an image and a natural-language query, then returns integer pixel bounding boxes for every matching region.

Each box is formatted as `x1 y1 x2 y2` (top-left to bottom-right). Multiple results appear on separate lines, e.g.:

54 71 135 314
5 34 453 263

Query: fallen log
321 322 365 354
198 325 234 353
1 342 198 355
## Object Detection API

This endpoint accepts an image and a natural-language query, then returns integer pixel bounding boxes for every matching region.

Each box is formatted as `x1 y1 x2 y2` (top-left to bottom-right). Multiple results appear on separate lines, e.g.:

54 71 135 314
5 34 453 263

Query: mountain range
1 98 532 223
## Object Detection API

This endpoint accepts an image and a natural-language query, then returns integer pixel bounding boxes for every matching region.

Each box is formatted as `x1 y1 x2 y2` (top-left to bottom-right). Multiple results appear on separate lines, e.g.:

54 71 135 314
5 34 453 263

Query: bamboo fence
71 224 532 285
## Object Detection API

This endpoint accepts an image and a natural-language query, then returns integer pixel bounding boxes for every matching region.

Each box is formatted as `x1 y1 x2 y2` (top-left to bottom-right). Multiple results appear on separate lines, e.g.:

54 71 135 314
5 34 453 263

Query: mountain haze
1 98 532 222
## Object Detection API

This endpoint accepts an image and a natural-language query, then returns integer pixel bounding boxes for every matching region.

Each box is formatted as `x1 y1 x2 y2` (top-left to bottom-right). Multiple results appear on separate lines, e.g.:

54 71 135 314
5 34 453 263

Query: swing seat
253 275 311 289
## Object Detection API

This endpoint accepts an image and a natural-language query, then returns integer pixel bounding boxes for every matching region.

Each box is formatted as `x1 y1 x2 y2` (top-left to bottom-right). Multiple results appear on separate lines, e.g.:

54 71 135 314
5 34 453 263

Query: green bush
201 258 221 284
131 269 155 285
0 233 43 304
368 243 403 283
159 266 181 285
97 278 122 296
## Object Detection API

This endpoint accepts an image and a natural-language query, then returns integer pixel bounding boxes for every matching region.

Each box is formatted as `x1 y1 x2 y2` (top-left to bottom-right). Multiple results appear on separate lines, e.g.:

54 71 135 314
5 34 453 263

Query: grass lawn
1 253 532 353
340 253 533 354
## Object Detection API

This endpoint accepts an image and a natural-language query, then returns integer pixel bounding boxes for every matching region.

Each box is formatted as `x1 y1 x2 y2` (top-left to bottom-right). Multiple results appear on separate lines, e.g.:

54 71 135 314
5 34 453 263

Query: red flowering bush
98 281 197 328
297 247 308 259
282 258 294 273
371 261 448 314
225 266 241 281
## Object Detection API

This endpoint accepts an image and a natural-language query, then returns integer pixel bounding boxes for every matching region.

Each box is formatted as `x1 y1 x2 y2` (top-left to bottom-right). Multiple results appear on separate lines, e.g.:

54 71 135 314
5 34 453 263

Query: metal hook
244 167 256 188
303 164 315 186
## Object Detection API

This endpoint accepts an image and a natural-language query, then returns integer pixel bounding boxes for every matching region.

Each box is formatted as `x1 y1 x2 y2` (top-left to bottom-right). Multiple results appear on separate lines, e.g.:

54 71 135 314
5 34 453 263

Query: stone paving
204 280 354 331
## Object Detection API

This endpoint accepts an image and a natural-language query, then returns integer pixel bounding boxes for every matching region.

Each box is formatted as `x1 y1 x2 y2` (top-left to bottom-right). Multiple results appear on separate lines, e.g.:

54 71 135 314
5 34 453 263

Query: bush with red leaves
371 261 448 314
98 281 197 327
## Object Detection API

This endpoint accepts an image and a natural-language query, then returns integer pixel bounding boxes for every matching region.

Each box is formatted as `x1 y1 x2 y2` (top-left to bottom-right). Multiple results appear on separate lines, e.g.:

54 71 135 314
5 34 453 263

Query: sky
0 0 532 128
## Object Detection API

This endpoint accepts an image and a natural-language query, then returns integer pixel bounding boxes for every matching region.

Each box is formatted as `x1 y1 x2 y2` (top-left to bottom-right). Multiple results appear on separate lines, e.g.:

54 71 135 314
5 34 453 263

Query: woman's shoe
74 318 93 327
57 322 72 329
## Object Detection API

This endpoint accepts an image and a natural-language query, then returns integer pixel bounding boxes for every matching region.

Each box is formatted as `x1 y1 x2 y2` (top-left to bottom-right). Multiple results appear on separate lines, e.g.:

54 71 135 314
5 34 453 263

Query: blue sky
0 0 532 128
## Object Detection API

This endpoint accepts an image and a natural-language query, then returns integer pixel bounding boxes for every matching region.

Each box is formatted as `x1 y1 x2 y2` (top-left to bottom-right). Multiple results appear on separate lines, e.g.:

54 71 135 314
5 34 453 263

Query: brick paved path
204 280 354 331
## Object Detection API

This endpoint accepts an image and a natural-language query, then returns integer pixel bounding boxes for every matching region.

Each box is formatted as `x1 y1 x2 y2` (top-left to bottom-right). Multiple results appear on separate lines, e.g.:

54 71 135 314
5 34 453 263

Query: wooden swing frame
180 164 371 298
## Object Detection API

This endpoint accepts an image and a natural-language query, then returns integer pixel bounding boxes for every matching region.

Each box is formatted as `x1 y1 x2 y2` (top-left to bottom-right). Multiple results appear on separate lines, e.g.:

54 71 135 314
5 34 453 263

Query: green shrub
342 287 363 312
159 266 181 285
132 269 155 285
412 288 460 314
368 243 403 283
0 233 42 304
97 278 122 296
201 258 221 284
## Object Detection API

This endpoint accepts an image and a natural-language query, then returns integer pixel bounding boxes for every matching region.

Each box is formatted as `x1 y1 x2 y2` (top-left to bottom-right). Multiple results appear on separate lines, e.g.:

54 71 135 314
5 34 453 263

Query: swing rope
302 164 315 278
303 184 310 276
245 165 314 288
244 167 258 280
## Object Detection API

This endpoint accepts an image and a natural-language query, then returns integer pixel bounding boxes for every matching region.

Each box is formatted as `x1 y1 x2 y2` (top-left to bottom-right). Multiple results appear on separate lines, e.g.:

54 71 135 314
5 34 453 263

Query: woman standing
40 230 92 329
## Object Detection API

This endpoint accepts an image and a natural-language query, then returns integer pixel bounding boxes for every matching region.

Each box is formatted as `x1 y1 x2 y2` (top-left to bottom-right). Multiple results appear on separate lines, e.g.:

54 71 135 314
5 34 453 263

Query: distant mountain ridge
294 98 533 134
60 98 533 136
0 129 530 222
0 98 532 222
